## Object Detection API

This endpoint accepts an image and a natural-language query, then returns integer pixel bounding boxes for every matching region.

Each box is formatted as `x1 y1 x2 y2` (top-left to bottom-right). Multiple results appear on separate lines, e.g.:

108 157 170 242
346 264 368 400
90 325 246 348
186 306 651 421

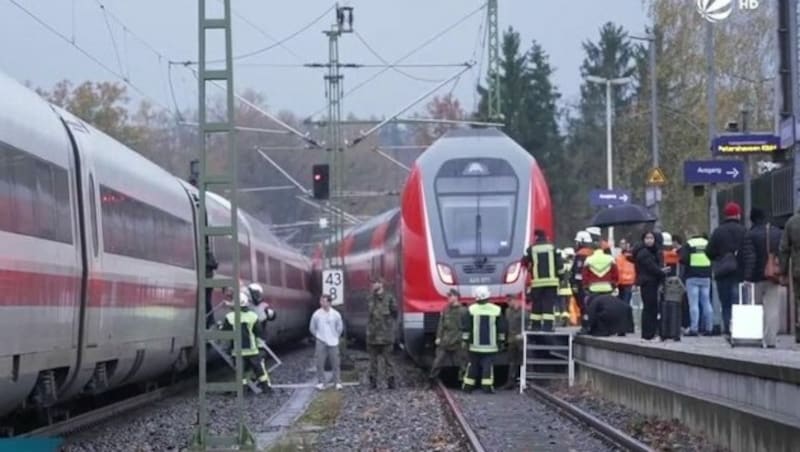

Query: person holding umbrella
634 231 670 340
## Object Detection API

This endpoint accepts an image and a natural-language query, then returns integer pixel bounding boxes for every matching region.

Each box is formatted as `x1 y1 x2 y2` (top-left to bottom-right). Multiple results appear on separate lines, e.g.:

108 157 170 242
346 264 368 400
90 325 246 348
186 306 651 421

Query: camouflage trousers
792 277 800 342
367 344 395 382
429 346 467 380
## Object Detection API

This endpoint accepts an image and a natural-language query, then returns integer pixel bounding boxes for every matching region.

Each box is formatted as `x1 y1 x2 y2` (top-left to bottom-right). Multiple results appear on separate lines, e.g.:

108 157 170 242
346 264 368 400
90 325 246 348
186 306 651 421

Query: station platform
573 334 800 452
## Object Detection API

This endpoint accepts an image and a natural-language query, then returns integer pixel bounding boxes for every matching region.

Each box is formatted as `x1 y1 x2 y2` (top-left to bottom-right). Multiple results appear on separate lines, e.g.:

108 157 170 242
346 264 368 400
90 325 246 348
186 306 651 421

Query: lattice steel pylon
192 0 254 449
486 0 501 121
323 4 353 268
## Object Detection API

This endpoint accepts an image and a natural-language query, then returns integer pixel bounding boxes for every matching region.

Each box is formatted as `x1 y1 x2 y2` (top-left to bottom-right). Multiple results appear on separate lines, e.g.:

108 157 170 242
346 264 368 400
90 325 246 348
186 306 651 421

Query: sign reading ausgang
684 160 745 185
711 133 780 155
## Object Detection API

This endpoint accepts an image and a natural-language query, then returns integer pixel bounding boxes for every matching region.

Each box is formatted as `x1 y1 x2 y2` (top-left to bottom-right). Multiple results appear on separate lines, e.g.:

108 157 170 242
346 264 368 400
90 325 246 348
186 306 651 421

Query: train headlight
504 262 521 283
436 263 455 285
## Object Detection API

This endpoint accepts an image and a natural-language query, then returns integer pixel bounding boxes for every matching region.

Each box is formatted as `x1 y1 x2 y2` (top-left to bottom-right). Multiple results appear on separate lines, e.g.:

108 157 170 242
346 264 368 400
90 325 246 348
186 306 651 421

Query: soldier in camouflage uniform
502 293 525 389
429 289 467 383
366 277 398 389
779 212 800 343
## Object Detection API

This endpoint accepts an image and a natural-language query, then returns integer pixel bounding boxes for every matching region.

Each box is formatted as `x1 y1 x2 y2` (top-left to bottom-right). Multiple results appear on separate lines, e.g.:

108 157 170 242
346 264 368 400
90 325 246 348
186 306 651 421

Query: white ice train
0 71 315 419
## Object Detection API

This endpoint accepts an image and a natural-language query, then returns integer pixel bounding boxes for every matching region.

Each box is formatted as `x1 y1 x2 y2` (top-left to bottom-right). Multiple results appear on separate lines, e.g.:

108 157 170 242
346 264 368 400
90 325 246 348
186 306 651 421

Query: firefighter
581 243 619 330
222 292 271 392
461 286 507 394
557 248 575 327
523 229 563 332
429 289 467 383
246 283 276 358
571 231 594 324
502 293 525 390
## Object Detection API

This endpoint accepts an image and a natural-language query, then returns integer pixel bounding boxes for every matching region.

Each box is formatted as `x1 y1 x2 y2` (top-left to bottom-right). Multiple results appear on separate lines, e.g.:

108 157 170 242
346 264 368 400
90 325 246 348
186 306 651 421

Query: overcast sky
1 0 648 119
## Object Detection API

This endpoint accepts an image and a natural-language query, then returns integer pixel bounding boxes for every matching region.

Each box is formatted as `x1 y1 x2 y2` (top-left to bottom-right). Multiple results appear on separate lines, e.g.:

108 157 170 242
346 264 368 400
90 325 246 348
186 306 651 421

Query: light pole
630 31 659 229
586 74 633 246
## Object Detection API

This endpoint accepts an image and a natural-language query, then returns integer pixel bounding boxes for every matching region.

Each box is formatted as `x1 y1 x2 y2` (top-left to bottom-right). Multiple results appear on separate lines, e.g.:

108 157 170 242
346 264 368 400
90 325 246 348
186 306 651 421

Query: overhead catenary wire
7 0 178 120
305 1 488 121
354 30 445 83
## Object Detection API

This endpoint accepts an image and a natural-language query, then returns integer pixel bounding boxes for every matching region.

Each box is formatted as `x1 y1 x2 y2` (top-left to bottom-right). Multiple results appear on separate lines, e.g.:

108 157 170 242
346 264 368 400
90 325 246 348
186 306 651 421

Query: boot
387 377 396 389
369 376 377 389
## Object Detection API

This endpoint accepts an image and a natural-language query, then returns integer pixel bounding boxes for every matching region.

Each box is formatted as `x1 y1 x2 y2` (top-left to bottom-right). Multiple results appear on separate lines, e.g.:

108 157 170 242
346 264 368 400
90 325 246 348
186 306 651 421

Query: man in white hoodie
309 294 344 389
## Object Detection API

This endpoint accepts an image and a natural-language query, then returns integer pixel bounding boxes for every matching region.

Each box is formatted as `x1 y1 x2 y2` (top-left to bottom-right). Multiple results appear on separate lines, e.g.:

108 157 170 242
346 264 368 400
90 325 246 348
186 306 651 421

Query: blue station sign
683 160 745 185
711 134 780 155
589 189 631 207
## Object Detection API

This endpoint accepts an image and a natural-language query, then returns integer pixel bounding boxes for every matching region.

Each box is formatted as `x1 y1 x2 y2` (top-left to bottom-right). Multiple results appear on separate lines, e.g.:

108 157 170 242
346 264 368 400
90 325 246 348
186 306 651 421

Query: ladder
519 330 575 394
192 0 254 449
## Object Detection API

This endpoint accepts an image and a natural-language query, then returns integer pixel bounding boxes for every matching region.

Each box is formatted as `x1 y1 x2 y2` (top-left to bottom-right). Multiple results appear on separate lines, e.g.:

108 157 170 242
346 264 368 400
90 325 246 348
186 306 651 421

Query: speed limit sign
322 269 344 306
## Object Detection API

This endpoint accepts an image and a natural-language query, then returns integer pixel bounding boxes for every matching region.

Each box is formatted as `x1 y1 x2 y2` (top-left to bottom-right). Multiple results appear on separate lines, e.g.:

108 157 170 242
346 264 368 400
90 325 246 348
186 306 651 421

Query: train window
0 141 72 243
88 175 99 255
256 251 267 283
240 242 251 280
99 185 194 269
286 265 303 290
268 257 283 287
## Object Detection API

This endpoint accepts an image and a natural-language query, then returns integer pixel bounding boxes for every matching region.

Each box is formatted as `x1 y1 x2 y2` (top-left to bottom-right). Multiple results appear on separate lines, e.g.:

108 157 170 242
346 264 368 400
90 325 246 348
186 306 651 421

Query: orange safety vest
616 253 636 286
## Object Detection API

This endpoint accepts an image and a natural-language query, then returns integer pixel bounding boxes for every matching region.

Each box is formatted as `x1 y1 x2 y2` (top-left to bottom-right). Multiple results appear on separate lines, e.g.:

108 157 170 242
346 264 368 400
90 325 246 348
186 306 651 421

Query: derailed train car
0 71 314 419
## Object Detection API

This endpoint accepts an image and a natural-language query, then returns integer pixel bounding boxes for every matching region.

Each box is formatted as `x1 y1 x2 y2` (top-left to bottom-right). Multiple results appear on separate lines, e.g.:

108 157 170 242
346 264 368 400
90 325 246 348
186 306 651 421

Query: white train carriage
0 71 314 419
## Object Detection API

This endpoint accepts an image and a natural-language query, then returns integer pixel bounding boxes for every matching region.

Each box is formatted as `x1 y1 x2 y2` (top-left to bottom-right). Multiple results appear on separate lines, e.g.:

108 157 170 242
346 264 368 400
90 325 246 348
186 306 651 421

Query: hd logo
696 0 760 23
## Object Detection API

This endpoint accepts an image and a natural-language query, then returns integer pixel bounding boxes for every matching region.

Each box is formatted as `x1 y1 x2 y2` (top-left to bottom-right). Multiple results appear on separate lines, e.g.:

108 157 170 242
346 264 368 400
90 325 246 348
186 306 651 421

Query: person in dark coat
634 231 668 340
706 202 747 335
585 294 632 336
741 208 783 347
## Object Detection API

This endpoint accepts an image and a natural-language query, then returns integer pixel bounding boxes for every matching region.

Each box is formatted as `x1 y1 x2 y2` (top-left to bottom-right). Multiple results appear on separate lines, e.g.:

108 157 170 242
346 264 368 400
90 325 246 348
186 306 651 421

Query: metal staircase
519 330 575 393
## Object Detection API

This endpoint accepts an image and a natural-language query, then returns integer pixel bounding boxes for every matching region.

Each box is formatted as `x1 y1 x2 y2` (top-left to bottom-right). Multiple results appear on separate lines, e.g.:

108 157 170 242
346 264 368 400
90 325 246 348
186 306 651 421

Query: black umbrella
590 204 657 228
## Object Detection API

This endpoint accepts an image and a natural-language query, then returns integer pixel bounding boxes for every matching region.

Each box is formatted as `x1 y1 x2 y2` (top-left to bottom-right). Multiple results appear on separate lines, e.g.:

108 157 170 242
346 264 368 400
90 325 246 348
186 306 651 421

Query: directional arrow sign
683 160 745 185
711 133 780 155
589 189 632 207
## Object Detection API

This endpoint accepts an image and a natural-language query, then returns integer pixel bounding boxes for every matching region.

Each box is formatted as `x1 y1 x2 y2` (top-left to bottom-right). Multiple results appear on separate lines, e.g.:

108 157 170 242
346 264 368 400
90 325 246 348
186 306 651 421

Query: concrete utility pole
706 21 719 231
630 31 660 228
585 75 632 246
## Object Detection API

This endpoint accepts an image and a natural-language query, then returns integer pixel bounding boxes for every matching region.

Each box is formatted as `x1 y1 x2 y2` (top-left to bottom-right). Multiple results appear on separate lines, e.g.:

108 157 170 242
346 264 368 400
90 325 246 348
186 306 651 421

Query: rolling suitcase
659 276 683 341
729 282 764 347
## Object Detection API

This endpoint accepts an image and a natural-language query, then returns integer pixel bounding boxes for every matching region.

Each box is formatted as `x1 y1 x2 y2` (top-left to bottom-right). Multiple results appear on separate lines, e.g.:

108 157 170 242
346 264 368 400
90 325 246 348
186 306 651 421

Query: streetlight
585 74 632 246
630 32 659 229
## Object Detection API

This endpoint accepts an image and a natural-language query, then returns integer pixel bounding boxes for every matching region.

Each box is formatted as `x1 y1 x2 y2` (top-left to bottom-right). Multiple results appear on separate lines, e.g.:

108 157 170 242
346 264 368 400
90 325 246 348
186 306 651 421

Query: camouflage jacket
436 304 466 349
366 291 397 345
780 212 800 278
505 306 525 343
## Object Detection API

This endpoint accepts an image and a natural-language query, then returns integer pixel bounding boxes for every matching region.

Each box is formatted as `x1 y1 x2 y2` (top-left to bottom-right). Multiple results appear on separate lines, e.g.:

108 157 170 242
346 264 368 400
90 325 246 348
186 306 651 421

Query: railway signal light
312 164 330 200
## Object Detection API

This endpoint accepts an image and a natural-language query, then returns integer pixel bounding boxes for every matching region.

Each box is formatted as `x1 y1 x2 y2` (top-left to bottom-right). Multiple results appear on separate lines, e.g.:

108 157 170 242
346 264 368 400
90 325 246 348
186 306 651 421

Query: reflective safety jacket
616 252 636 286
223 309 261 357
523 240 563 288
581 249 618 294
461 301 507 353
663 248 680 276
681 236 712 279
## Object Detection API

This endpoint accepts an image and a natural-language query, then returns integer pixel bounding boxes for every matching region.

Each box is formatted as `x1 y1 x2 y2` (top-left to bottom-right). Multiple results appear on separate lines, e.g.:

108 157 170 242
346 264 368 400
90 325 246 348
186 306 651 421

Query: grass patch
298 390 343 427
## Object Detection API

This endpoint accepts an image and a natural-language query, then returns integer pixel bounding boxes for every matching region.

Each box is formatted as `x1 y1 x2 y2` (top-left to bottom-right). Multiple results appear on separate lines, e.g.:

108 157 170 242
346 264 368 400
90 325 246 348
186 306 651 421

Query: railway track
15 379 194 439
436 380 653 452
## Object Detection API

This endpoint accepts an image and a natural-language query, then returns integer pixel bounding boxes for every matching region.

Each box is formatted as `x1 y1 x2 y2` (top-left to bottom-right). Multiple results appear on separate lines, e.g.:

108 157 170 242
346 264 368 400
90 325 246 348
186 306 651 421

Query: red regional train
0 71 314 419
312 128 553 365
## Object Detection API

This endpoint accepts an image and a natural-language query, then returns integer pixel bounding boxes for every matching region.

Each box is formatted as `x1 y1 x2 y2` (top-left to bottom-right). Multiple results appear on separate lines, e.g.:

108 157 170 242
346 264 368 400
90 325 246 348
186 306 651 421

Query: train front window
437 195 515 257
433 158 518 258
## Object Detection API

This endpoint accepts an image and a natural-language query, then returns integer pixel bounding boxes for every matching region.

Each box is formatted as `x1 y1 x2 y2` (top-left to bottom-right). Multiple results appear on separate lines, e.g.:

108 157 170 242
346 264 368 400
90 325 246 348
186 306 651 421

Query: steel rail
527 385 653 452
435 381 485 452
17 380 194 438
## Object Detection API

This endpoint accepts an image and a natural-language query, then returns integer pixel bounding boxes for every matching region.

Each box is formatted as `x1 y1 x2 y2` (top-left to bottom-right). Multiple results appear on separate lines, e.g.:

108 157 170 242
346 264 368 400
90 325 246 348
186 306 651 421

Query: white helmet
586 226 601 237
662 232 673 247
238 291 251 308
247 283 264 302
574 231 592 244
473 285 490 301
561 247 575 259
